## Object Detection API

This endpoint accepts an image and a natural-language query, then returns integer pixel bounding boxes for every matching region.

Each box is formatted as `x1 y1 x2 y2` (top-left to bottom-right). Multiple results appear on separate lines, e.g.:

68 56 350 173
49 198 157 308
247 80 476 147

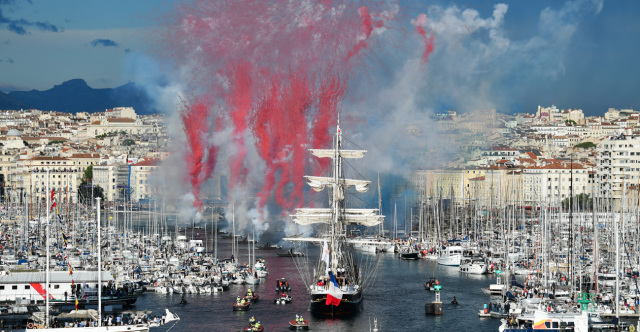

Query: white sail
310 149 366 159
291 208 383 226
305 176 370 193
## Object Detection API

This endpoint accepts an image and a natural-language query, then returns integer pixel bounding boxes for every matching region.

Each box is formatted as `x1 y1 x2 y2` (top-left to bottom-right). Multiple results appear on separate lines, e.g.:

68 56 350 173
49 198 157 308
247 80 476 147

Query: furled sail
310 149 367 159
291 208 383 226
305 176 370 193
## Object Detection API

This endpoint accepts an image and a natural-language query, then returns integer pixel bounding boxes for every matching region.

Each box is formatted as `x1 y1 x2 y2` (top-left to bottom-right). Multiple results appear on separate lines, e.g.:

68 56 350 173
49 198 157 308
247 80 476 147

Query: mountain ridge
0 79 157 114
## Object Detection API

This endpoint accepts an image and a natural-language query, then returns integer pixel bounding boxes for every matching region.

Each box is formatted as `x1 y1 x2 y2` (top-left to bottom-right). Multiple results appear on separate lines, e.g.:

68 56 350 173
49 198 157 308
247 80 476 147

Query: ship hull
309 291 363 317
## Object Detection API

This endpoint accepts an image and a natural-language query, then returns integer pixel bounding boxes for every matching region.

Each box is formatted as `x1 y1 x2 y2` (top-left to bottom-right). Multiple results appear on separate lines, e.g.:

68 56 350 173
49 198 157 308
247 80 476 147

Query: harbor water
137 241 502 331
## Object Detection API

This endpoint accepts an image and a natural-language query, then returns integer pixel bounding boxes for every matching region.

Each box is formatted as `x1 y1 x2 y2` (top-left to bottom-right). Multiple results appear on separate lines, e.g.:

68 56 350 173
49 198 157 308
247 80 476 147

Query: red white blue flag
325 271 342 306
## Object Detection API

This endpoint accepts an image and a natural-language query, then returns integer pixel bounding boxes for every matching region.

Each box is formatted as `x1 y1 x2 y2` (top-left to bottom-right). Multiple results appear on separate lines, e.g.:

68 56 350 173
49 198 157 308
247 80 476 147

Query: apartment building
130 159 161 202
93 162 129 202
597 134 640 202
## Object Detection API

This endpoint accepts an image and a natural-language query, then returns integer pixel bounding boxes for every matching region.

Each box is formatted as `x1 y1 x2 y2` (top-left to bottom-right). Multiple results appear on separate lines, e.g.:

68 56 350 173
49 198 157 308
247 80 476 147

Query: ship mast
331 125 343 274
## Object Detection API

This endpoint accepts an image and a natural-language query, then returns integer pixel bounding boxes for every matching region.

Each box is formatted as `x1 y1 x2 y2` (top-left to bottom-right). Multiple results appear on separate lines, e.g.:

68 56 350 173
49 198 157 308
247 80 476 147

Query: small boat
437 245 463 266
399 250 420 260
459 257 487 274
277 249 305 257
244 325 264 332
245 293 260 303
274 293 292 305
424 278 439 291
289 318 309 330
233 301 251 311
258 243 282 250
478 303 491 317
276 278 292 292
478 309 491 318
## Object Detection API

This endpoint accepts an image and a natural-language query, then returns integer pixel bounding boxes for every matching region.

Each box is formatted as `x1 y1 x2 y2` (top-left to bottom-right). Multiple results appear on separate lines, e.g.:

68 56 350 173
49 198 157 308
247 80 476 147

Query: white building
521 161 589 204
597 134 640 202
130 159 161 202
93 162 129 202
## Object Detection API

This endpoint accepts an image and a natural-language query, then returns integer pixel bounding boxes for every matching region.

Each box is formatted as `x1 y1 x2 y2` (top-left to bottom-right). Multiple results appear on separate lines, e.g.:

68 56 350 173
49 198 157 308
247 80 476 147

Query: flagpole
97 197 102 326
45 169 50 327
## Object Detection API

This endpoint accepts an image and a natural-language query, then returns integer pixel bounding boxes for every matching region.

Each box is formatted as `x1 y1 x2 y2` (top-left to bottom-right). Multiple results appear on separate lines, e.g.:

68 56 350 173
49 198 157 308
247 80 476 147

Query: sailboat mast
97 197 102 327
378 173 382 236
45 169 50 327
213 206 217 261
616 178 623 319
232 204 236 263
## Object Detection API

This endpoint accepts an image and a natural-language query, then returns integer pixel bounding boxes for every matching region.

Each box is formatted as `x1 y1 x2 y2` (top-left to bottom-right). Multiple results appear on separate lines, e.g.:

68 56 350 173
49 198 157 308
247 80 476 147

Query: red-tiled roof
132 159 161 167
108 118 135 123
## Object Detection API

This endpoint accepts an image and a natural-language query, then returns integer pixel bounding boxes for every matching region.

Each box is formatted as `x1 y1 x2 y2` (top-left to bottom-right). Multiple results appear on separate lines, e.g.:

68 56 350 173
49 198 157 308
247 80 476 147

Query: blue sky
1 0 639 115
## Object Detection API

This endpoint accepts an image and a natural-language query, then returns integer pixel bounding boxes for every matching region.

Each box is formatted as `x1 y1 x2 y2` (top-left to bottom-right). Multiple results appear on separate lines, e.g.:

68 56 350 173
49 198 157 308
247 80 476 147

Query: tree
574 142 597 149
562 193 593 210
77 165 105 204
122 139 136 146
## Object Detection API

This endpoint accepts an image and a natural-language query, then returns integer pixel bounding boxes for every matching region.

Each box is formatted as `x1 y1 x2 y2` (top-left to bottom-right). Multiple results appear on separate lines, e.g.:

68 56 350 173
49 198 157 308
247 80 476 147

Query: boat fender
28 322 34 329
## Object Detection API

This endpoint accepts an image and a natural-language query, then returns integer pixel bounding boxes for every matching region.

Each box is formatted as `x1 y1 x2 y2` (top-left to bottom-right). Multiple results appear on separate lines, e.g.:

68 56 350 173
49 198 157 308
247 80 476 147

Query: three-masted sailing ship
285 125 384 316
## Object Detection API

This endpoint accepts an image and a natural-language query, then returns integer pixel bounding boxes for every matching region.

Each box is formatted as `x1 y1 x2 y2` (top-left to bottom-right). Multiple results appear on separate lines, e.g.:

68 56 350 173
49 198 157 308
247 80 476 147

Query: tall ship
285 125 384 317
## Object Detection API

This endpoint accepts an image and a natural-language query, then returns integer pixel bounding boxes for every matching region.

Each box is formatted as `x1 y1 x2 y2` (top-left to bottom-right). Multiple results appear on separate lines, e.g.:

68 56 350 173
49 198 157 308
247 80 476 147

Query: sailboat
285 125 384 316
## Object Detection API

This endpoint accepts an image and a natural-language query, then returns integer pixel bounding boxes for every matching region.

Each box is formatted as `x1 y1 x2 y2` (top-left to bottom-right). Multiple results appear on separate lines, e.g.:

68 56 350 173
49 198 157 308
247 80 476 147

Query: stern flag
75 297 78 311
326 271 343 306
321 240 330 273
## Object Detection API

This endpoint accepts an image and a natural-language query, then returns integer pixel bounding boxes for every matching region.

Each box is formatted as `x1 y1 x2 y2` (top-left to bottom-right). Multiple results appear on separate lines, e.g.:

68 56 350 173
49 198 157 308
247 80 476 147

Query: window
25 285 30 289
12 285 17 290
54 285 59 289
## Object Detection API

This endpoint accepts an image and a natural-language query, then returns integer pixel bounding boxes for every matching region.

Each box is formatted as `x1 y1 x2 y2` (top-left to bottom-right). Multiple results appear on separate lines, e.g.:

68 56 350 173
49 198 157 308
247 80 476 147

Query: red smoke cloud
180 97 219 210
414 13 436 65
166 1 429 213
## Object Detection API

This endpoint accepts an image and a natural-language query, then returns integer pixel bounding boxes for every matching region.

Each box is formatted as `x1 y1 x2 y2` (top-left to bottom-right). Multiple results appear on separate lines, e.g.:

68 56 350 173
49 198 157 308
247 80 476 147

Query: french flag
325 271 343 306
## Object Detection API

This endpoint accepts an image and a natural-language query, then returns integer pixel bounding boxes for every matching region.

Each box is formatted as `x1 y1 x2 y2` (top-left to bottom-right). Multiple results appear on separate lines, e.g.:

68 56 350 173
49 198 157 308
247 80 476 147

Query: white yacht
437 246 463 266
459 257 487 274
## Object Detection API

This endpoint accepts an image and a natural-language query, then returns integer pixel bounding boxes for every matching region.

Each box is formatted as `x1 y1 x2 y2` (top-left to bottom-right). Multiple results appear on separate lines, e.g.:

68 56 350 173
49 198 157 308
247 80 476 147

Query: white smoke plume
134 0 604 238
347 0 604 179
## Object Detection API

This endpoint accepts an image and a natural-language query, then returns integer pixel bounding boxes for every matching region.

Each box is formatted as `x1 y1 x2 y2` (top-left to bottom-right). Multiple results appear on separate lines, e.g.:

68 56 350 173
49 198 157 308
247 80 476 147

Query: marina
0 127 639 331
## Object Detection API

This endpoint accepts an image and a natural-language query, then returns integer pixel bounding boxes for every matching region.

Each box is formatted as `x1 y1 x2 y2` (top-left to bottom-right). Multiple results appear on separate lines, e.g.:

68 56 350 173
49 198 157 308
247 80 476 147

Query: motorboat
437 245 463 266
